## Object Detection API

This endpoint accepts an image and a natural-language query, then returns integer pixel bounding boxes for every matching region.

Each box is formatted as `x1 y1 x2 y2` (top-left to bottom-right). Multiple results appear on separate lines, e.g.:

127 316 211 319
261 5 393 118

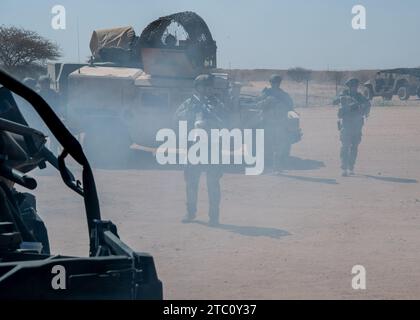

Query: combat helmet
22 77 37 89
345 78 360 88
269 74 282 84
194 74 214 88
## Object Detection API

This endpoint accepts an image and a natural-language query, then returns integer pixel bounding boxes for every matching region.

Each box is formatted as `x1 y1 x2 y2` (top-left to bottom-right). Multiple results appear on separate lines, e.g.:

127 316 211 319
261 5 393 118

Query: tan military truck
362 68 420 101
49 12 231 167
49 11 302 168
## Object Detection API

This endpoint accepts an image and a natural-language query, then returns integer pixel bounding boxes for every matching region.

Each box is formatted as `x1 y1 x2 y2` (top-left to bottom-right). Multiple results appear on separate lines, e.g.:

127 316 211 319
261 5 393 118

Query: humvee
48 11 302 168
48 11 232 167
0 69 162 299
362 68 420 101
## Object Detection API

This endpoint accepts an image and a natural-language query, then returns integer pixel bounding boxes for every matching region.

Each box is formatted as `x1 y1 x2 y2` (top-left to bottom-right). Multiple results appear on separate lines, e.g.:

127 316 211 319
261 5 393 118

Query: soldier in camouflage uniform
22 77 37 90
335 78 371 177
37 76 61 116
257 74 294 173
175 74 228 226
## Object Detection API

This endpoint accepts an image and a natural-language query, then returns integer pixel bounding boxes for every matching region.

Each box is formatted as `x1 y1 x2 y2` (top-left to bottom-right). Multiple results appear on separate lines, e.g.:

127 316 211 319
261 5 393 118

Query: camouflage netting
87 12 217 68
139 11 217 68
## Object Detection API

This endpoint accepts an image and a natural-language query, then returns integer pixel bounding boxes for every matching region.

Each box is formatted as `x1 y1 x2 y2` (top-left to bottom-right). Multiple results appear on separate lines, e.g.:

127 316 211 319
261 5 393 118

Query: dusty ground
27 102 420 300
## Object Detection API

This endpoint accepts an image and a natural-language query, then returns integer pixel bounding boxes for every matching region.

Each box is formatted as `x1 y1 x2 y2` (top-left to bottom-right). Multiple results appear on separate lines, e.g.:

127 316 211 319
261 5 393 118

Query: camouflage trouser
184 165 223 220
265 126 290 170
340 129 362 170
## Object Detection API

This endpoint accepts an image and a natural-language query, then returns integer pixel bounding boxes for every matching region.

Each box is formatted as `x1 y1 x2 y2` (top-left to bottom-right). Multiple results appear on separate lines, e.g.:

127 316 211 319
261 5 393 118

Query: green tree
0 26 61 78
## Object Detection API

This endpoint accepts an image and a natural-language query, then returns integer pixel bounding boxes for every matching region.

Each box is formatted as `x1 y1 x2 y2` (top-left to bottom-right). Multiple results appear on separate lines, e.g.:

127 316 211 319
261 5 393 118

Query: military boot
181 212 196 223
208 208 220 227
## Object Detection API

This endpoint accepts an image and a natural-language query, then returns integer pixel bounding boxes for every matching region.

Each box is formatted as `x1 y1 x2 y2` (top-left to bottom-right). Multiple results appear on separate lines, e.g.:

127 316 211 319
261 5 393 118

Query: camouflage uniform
336 79 371 174
175 89 227 225
257 85 294 171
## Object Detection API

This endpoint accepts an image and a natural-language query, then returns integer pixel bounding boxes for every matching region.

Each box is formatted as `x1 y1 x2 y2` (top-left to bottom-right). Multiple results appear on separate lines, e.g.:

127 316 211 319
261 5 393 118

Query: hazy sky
1 0 419 70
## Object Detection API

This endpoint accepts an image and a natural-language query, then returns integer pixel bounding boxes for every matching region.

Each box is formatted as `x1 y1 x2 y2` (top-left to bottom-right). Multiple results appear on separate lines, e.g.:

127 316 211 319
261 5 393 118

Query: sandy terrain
26 102 420 299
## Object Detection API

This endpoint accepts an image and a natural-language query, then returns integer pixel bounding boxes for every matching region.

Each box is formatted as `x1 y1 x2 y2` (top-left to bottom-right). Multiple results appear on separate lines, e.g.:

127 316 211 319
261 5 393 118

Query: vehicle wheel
397 86 410 101
362 86 373 100
83 116 132 169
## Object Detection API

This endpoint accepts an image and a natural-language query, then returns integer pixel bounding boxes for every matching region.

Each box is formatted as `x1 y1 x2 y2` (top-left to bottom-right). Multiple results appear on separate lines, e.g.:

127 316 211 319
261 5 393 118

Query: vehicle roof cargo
69 66 144 80
90 26 136 59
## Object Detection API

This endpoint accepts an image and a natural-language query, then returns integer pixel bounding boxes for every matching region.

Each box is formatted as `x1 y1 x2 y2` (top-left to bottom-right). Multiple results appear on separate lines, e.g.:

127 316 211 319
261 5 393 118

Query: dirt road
30 105 420 299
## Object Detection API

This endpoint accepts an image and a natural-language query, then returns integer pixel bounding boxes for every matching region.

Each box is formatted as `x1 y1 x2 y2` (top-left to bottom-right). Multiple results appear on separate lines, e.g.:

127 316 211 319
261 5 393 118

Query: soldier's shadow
363 174 418 184
281 156 325 171
192 221 290 239
277 173 338 185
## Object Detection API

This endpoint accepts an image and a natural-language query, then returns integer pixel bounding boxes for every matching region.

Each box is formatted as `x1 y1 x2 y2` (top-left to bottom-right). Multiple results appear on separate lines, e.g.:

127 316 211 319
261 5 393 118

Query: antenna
77 17 81 72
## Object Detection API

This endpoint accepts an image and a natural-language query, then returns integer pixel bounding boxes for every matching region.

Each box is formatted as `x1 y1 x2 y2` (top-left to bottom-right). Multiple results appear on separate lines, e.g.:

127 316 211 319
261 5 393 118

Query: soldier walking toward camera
175 74 228 226
335 78 371 177
257 74 294 173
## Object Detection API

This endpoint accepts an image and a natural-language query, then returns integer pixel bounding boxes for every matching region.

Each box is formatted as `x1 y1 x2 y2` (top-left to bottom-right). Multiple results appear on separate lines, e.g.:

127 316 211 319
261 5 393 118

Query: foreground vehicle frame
0 69 162 299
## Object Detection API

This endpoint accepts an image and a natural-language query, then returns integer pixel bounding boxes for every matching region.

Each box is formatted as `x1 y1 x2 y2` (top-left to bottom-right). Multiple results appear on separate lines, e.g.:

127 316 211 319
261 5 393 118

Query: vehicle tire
83 116 132 169
362 86 373 100
397 86 410 101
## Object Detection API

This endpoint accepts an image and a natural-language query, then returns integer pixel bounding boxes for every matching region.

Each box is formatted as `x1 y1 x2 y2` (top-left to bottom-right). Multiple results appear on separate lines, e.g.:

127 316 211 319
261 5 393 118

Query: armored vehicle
362 68 420 101
48 12 231 167
0 69 162 299
48 11 302 168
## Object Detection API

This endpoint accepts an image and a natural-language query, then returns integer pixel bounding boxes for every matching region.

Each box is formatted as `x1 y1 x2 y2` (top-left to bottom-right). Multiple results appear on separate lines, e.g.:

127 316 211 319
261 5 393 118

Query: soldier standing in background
335 78 371 177
175 74 228 226
22 77 37 90
37 75 61 117
257 74 294 173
